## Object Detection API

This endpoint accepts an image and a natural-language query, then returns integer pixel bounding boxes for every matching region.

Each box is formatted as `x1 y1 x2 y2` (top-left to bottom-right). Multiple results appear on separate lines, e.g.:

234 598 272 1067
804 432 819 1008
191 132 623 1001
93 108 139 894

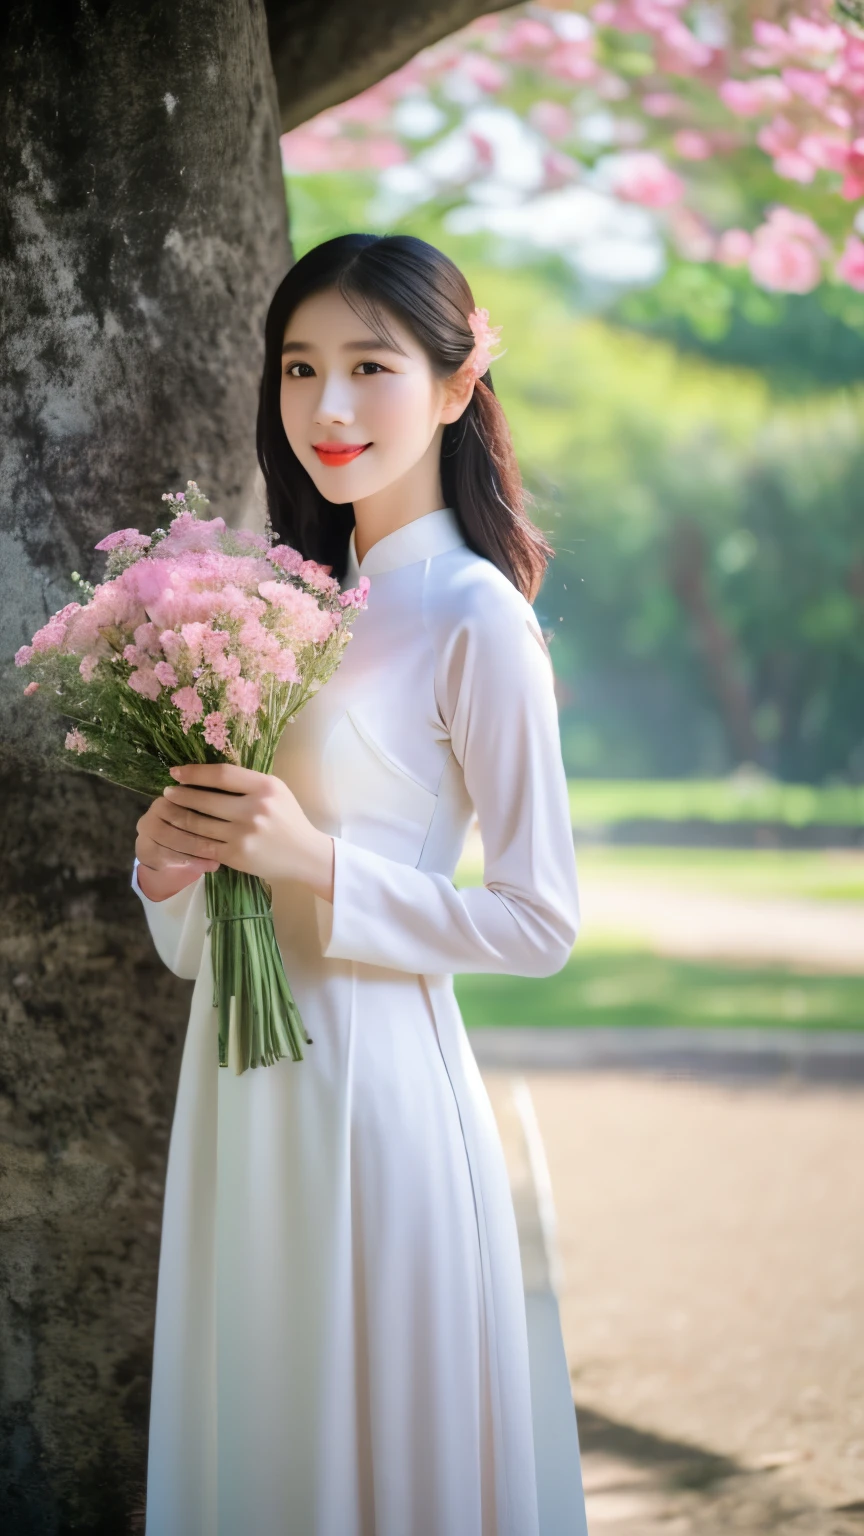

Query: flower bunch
466 306 506 378
14 481 370 1074
16 482 369 790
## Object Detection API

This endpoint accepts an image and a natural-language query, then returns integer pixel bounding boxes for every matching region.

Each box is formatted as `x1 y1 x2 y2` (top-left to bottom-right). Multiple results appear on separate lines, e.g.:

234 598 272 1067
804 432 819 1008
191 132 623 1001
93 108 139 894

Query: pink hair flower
466 306 506 378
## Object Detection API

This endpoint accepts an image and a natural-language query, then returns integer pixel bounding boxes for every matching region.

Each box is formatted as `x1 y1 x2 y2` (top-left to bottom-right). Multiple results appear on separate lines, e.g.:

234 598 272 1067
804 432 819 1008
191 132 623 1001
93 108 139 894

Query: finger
170 763 262 793
153 825 223 862
141 851 220 873
161 784 247 822
158 798 233 844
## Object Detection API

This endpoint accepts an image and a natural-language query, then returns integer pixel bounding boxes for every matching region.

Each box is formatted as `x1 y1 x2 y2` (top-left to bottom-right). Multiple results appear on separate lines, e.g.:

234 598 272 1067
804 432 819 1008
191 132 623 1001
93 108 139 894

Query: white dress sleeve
314 588 580 978
131 858 207 980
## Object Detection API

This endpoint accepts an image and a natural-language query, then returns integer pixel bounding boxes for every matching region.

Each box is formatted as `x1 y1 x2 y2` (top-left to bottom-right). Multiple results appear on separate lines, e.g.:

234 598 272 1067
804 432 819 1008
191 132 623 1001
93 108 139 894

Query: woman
132 233 584 1536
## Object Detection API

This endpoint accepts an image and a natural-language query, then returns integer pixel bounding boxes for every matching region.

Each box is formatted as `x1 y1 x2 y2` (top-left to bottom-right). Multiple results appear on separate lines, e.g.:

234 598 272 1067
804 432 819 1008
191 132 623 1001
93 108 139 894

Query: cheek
280 381 305 439
366 376 434 446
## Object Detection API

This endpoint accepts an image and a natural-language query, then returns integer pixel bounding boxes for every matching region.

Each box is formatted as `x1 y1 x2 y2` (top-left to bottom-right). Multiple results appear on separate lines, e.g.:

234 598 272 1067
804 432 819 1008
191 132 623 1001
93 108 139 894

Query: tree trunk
668 517 764 767
0 3 290 1528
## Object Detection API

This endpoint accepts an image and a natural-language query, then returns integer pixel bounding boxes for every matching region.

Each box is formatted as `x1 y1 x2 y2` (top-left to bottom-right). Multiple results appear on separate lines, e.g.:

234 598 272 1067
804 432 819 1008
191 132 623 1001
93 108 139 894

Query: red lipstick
313 442 371 467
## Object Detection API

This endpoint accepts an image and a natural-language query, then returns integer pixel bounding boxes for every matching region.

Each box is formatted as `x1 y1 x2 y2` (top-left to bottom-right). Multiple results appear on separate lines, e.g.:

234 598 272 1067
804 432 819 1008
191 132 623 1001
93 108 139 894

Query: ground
484 1070 864 1536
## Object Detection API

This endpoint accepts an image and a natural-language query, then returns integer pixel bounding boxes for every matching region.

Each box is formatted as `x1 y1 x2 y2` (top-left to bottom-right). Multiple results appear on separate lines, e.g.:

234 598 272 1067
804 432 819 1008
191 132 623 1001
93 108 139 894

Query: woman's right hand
134 789 221 901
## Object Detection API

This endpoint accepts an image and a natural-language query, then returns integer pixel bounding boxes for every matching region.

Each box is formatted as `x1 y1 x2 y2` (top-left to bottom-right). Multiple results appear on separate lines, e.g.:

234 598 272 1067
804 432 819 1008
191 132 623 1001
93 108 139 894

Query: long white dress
132 505 583 1536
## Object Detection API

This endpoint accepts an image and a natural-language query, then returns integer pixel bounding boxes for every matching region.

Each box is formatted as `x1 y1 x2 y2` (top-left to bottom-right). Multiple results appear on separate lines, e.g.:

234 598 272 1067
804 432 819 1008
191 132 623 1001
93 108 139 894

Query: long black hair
256 233 554 602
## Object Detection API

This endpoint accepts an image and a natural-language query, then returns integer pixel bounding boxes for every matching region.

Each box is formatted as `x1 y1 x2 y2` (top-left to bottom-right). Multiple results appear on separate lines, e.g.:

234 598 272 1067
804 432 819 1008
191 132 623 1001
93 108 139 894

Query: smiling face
279 286 474 506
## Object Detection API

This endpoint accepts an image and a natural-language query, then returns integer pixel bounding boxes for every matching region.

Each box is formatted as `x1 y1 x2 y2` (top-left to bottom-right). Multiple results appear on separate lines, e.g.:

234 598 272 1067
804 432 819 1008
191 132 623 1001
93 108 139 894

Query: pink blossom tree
281 0 864 294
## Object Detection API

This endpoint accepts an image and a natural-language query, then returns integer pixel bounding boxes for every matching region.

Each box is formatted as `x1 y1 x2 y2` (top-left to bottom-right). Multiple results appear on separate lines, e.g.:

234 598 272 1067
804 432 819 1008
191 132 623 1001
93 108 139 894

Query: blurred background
279 3 864 1530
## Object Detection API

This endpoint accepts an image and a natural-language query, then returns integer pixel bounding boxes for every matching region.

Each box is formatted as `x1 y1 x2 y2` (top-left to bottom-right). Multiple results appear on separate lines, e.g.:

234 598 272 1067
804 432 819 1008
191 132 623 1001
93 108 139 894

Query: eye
284 362 314 378
354 361 385 375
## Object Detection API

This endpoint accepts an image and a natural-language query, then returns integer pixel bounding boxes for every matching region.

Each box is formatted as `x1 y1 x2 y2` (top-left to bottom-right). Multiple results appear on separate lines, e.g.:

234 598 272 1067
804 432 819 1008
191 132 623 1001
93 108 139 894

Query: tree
0 2 510 1528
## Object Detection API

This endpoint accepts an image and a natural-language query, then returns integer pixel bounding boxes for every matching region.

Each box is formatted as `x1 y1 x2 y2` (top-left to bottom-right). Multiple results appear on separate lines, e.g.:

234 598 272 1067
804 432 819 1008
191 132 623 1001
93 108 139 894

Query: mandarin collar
344 506 466 587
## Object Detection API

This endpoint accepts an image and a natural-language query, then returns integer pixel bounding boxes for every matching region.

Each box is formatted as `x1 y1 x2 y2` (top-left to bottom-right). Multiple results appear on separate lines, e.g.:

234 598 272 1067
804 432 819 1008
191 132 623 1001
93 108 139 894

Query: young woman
132 233 584 1536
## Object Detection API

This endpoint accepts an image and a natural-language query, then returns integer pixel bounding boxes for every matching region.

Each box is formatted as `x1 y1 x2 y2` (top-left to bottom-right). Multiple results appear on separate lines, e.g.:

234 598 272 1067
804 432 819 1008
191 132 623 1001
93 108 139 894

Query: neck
351 427 446 566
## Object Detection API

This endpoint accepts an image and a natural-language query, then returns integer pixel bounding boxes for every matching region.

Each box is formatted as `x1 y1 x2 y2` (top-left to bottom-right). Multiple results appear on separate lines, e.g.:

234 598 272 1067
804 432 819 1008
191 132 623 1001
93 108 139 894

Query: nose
314 372 356 428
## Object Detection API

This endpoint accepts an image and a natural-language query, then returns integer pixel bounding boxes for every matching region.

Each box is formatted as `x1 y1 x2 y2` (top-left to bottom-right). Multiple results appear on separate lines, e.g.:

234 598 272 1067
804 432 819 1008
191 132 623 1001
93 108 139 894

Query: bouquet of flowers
14 481 370 1075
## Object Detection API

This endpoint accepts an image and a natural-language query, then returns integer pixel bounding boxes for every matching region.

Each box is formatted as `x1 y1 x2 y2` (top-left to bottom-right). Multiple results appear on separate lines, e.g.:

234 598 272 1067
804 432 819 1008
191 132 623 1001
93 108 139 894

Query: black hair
256 233 555 601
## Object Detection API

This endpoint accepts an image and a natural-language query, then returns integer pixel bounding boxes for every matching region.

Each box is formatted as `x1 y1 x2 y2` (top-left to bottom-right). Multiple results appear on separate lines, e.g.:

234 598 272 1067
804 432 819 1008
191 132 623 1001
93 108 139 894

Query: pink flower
528 100 573 140
764 207 829 252
499 18 555 56
154 660 179 688
211 651 242 680
134 620 162 653
720 77 790 117
200 627 232 664
128 667 163 700
799 134 850 173
225 678 261 718
748 229 822 294
171 685 205 732
258 580 337 642
15 644 34 667
79 654 100 682
836 236 864 291
298 559 341 596
64 729 91 754
158 629 185 668
23 681 40 695
842 141 864 201
203 711 231 753
655 20 713 75
267 545 306 576
609 151 684 207
30 602 82 653
152 511 228 560
228 528 272 554
179 621 211 667
268 648 301 684
94 528 152 553
715 228 752 266
673 130 712 161
781 67 829 108
338 576 371 610
642 92 681 118
544 43 598 84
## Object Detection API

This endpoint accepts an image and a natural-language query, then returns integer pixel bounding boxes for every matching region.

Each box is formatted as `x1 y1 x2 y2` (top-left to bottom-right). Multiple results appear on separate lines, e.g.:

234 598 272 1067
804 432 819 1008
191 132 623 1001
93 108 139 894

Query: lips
313 442 371 467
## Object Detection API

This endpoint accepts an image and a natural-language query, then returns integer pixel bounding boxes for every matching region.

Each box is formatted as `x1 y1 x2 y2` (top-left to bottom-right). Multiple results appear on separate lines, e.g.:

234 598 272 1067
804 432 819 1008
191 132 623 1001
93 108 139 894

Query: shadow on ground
576 1401 864 1534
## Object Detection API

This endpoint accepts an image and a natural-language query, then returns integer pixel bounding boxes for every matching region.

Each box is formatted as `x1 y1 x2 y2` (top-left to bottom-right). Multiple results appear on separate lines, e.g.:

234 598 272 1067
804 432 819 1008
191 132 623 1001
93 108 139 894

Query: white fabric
133 505 584 1536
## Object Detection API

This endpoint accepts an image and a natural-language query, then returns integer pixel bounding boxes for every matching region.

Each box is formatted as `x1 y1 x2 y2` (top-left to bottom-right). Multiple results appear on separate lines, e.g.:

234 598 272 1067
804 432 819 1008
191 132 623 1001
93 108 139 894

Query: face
279 287 474 504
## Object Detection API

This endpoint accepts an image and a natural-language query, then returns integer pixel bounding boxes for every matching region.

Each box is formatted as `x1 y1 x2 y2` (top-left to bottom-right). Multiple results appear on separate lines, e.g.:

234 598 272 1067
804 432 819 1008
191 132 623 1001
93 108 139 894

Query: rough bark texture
0 2 289 1529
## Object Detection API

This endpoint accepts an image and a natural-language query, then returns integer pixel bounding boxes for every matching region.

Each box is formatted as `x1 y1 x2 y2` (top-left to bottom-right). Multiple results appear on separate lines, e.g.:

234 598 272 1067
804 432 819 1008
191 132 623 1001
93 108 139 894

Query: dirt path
484 1070 864 1534
581 880 864 973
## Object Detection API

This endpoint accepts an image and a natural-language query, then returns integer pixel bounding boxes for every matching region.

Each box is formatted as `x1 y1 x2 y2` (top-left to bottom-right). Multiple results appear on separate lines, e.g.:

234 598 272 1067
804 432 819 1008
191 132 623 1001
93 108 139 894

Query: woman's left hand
161 763 334 899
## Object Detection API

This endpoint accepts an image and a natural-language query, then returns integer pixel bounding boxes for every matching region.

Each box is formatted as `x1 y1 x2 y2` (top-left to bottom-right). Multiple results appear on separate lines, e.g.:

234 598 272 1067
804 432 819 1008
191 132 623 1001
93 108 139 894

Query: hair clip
466 306 506 378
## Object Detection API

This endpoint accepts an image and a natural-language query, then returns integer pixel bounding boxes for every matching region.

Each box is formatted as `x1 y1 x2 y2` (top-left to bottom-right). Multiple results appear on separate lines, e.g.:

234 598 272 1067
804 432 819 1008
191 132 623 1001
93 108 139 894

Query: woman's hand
135 789 223 902
153 763 335 900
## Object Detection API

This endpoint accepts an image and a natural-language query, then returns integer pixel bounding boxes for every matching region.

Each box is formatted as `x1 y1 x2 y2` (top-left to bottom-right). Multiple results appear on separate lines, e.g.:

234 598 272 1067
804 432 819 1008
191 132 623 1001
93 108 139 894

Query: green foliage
613 261 864 391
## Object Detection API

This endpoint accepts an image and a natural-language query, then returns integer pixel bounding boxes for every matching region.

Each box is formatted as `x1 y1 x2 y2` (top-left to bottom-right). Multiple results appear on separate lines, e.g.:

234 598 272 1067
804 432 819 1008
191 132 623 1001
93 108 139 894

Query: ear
439 363 476 426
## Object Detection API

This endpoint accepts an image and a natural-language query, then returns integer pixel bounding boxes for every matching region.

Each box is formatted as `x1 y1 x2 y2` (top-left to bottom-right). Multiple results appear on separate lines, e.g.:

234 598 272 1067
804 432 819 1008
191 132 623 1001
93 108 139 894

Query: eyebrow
281 338 407 356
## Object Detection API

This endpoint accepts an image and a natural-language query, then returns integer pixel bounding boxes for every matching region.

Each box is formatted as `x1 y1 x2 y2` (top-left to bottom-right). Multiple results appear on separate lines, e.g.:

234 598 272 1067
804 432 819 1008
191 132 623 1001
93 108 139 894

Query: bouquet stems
204 867 312 1074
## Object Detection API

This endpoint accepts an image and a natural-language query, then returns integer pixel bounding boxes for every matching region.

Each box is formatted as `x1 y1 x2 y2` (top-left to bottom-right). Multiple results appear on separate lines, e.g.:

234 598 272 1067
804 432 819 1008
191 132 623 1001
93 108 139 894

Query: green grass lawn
571 846 864 901
455 845 864 902
452 842 864 1031
455 951 864 1032
566 777 864 828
